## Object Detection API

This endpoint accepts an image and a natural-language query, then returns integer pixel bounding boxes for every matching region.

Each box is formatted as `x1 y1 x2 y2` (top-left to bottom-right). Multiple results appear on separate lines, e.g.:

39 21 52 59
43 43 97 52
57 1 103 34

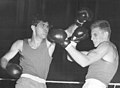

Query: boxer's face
35 21 49 39
91 27 106 47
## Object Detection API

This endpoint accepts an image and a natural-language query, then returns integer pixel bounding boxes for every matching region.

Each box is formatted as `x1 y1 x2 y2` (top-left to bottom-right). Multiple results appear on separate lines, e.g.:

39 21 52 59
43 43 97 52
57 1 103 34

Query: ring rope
0 78 120 86
46 80 82 84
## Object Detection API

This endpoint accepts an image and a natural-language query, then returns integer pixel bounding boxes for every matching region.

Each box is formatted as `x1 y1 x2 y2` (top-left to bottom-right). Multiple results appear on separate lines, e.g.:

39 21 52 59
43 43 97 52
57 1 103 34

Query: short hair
31 14 48 26
90 20 111 38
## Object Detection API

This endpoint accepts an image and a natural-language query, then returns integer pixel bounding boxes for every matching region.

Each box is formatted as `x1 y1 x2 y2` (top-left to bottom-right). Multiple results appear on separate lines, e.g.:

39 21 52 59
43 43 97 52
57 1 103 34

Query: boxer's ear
104 31 109 38
31 25 35 31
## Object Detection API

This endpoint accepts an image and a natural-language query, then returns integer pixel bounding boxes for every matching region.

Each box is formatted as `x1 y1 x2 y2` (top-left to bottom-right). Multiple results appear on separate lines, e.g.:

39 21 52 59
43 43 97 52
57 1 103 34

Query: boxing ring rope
0 78 120 88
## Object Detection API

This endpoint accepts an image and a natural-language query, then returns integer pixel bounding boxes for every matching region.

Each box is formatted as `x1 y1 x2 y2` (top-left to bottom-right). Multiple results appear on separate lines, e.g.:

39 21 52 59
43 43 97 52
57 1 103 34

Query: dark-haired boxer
0 17 76 88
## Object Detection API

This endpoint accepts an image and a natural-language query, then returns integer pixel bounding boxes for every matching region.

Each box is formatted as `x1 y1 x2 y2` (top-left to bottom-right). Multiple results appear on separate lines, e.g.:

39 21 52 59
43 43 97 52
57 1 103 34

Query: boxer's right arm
0 40 23 78
0 40 23 69
67 51 89 62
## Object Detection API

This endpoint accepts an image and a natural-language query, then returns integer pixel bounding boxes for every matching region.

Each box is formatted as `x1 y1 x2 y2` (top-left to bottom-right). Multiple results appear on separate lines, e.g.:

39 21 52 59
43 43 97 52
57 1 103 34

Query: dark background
0 0 120 88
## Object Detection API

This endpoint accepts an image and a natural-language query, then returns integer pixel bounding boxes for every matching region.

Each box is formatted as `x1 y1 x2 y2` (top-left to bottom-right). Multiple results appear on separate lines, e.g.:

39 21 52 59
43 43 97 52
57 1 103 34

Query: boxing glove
70 26 89 43
6 63 23 79
75 8 93 26
47 28 71 47
47 28 67 44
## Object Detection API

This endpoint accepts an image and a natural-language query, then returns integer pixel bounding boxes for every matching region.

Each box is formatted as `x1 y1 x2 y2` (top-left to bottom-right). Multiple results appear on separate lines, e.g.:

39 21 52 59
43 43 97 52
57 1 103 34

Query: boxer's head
31 20 49 39
90 20 111 47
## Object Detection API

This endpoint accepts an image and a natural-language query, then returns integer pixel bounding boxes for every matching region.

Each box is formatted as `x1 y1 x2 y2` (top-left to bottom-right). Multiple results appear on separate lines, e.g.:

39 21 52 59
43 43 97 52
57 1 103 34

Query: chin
41 35 47 38
94 43 98 47
94 45 97 47
41 37 46 39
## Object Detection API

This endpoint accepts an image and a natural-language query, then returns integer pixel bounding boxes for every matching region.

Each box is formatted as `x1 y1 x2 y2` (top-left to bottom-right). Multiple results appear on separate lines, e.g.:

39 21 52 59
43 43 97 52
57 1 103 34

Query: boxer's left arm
46 39 56 57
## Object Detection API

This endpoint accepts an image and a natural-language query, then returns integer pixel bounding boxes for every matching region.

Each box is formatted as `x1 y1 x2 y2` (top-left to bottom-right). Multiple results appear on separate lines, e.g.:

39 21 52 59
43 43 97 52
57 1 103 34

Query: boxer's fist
6 63 23 79
47 28 67 44
76 8 93 26
47 28 71 48
70 26 89 43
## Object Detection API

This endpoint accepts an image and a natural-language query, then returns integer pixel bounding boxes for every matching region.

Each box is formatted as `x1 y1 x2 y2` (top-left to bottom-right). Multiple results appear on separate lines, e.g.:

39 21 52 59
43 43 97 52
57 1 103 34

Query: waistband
21 74 46 84
85 78 107 87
